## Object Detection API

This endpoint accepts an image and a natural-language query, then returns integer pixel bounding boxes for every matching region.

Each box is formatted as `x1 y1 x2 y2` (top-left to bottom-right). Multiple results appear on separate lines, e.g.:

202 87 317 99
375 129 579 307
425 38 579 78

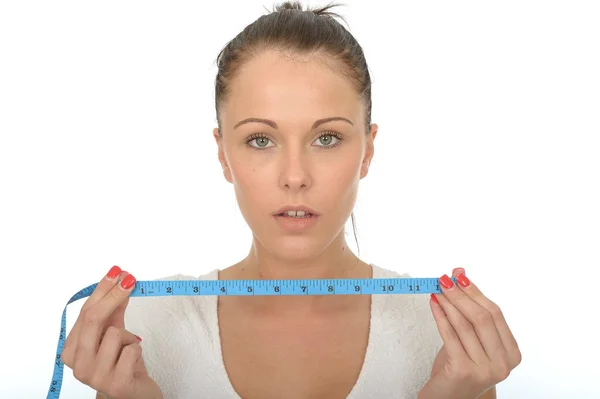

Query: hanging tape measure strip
46 276 454 398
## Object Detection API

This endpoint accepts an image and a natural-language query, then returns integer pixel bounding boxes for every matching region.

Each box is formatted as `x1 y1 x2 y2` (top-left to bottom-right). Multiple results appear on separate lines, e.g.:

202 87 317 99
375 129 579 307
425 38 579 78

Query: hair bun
274 1 341 17
275 1 304 12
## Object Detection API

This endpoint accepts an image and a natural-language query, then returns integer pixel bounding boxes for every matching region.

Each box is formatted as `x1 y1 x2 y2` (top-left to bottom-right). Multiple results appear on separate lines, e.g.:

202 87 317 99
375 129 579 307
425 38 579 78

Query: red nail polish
430 293 439 304
120 274 136 290
457 272 471 287
106 266 121 280
134 334 142 342
440 274 454 289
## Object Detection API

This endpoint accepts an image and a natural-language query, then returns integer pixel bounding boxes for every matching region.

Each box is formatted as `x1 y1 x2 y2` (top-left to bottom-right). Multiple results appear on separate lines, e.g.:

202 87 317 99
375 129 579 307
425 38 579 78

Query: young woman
60 2 521 398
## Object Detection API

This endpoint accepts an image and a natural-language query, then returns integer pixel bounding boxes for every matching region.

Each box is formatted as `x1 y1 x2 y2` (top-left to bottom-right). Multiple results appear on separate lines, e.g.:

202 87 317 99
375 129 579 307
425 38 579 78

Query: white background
1 1 599 398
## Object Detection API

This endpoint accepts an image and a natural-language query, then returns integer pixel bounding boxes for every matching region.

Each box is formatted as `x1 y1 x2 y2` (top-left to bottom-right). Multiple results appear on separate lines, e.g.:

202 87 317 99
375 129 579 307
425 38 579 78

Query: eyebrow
233 116 354 130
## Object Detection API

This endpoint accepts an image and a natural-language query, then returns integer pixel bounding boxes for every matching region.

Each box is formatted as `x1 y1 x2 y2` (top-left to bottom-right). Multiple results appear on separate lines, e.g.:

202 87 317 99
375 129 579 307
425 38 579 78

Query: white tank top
124 264 442 399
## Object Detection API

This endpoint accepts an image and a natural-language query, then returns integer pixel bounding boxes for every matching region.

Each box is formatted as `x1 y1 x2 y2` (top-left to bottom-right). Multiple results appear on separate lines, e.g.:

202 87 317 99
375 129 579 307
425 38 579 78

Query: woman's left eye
313 133 341 147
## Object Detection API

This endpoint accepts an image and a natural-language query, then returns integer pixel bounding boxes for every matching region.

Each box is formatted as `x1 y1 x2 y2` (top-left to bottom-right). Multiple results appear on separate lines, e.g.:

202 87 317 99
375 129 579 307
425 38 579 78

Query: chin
260 233 332 263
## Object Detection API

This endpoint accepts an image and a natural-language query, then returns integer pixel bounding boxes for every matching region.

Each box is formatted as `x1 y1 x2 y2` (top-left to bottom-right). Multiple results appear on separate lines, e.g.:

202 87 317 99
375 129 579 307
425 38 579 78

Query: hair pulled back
214 1 372 135
213 1 372 251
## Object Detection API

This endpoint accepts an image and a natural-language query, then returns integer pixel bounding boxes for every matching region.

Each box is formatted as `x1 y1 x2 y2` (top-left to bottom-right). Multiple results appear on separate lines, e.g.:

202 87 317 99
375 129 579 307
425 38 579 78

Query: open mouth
277 210 314 218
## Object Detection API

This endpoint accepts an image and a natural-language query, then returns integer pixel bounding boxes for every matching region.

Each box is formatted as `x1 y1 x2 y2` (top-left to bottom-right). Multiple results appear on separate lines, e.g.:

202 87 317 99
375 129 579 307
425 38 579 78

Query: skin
61 267 163 399
425 269 504 399
213 49 517 398
213 49 377 313
62 48 518 399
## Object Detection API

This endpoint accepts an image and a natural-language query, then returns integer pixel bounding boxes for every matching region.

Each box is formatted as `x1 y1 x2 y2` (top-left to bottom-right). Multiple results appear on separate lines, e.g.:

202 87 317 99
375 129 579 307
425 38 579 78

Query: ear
360 123 378 179
213 127 233 183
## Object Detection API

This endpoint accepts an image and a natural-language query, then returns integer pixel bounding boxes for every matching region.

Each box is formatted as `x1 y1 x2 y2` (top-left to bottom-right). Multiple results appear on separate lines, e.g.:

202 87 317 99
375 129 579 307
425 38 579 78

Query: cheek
316 153 363 208
229 160 272 208
335 170 361 208
325 145 363 182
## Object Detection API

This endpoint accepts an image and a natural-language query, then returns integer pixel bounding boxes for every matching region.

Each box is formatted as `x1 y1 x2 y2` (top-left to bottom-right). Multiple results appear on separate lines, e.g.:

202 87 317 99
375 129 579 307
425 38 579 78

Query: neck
243 232 364 280
220 231 372 315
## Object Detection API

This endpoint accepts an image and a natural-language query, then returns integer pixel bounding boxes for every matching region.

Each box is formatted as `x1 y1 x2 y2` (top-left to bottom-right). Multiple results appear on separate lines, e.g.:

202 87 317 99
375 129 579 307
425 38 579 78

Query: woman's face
214 49 377 261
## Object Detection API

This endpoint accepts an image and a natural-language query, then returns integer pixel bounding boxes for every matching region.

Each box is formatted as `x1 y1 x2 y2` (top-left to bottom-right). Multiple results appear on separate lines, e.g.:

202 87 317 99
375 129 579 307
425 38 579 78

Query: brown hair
213 0 372 252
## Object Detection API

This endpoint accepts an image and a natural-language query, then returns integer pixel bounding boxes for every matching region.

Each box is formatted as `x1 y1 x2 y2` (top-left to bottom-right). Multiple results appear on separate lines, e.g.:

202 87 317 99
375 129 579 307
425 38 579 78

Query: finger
114 343 143 386
434 281 490 365
454 272 521 365
429 293 470 362
452 267 465 278
95 326 141 377
75 270 130 332
104 295 130 330
93 273 137 321
61 266 129 367
74 274 137 373
82 266 127 311
64 270 130 360
103 271 131 329
440 273 505 363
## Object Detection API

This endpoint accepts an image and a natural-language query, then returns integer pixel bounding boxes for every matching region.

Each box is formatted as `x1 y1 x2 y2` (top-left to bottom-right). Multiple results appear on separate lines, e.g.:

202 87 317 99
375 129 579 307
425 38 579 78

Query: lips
273 205 319 217
272 205 320 232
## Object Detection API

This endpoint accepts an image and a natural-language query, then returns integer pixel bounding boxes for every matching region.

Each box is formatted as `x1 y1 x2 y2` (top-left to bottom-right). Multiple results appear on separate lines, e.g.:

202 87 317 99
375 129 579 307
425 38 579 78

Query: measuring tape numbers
46 276 453 398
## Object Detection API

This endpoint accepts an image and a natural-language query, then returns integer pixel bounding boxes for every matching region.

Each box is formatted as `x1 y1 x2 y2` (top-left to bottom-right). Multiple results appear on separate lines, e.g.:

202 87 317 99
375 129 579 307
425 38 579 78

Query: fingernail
430 293 439 305
106 265 121 280
134 334 142 342
120 274 136 290
457 272 471 287
440 274 454 289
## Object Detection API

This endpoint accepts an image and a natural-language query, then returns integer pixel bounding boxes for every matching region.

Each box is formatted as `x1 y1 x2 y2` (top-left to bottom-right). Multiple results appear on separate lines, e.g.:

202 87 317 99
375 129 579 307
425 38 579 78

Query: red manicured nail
430 293 439 304
134 335 142 342
440 274 454 289
106 265 121 280
457 272 470 287
120 274 136 290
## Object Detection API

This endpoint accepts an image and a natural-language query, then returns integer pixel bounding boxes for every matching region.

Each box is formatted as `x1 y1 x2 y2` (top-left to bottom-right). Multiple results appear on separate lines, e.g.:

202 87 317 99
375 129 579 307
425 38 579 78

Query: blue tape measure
46 276 453 398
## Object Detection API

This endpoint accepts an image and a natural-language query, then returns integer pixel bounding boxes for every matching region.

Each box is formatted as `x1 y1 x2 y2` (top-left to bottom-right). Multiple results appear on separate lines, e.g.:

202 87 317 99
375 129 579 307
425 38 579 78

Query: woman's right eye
246 135 274 149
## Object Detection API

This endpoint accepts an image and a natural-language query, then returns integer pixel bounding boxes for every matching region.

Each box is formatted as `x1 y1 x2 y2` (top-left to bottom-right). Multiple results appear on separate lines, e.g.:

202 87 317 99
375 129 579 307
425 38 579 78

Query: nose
278 146 312 191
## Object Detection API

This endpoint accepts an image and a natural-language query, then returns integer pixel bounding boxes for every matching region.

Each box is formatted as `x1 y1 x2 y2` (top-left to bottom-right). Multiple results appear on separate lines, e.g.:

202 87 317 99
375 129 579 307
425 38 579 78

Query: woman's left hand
418 268 522 399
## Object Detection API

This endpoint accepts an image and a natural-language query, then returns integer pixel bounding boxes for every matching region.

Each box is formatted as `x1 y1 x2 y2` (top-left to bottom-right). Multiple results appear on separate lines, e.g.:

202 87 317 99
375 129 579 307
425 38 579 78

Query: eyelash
245 131 344 150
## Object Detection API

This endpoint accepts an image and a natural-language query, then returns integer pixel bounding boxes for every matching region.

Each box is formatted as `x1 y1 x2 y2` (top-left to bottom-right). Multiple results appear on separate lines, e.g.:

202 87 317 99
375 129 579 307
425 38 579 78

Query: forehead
221 49 362 127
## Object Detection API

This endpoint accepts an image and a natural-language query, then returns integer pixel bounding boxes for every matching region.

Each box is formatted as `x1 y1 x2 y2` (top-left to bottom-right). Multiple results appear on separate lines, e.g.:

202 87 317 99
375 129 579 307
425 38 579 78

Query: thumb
106 270 131 329
451 267 465 278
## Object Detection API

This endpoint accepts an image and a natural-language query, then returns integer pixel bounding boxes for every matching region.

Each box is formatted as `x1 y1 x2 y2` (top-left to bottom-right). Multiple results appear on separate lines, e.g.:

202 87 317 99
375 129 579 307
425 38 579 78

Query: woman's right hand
61 266 163 399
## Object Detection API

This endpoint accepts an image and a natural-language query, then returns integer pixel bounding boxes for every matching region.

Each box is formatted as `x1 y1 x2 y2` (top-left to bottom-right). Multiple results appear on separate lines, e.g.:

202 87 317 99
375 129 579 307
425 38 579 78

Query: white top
124 265 443 399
